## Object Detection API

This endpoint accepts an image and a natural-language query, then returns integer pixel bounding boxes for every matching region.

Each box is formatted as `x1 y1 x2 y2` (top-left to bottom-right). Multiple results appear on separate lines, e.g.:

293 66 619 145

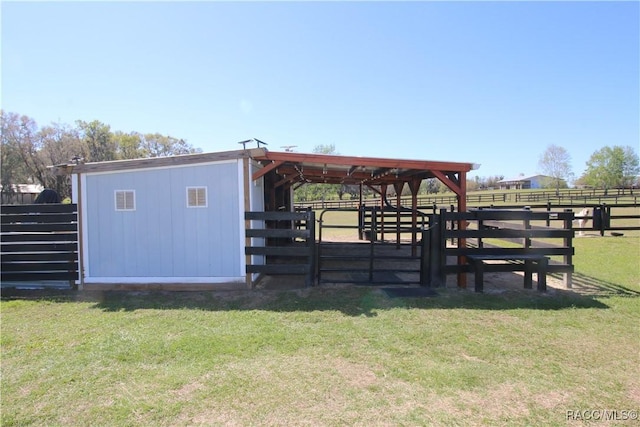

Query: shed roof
67 149 256 174
498 174 553 183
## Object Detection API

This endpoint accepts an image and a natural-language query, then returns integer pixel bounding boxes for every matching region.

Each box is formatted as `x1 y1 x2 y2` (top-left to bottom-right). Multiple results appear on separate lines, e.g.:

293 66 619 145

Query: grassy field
2 237 639 426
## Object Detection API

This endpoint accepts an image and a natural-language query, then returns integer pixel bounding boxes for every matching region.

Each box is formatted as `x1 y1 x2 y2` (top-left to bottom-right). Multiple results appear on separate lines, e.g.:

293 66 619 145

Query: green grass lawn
2 237 639 426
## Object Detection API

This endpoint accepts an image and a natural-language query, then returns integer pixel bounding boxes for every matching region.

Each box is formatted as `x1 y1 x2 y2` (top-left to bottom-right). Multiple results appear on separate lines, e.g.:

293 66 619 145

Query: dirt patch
253 274 307 290
449 270 568 294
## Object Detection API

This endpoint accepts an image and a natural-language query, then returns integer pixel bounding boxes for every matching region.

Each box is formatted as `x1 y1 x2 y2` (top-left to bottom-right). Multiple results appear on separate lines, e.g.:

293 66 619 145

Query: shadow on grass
0 278 617 315
557 272 640 298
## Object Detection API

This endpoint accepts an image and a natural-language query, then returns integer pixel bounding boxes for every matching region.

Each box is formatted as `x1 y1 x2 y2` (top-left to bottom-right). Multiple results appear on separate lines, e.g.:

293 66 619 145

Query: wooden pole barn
250 150 476 288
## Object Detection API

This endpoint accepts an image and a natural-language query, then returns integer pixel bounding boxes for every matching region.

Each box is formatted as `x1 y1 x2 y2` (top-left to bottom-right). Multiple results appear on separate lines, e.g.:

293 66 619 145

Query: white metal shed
71 149 265 290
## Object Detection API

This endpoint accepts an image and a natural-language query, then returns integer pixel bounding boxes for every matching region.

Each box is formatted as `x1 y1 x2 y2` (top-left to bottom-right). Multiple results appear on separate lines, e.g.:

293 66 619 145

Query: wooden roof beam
274 175 295 188
432 170 463 197
276 165 372 182
253 151 474 173
252 160 284 181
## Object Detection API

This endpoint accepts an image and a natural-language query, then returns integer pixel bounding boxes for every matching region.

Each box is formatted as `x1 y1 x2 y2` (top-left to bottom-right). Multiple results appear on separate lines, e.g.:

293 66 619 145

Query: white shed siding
83 160 242 280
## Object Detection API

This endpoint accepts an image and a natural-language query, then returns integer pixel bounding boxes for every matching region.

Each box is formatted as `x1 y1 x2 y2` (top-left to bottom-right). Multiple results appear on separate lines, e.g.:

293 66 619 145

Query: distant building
497 174 563 190
0 184 45 204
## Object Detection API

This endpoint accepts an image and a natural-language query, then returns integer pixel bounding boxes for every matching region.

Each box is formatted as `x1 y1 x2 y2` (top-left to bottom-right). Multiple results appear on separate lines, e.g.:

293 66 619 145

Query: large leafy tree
1 110 202 200
1 111 35 192
112 132 201 159
139 133 200 157
1 112 84 198
582 145 639 190
113 131 144 159
76 120 116 162
0 112 54 191
37 123 83 196
538 144 572 191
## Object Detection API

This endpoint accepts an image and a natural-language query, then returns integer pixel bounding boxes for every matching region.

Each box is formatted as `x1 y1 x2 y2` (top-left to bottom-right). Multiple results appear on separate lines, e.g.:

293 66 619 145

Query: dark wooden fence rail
297 188 639 210
1 204 79 286
423 209 575 288
469 203 639 235
245 211 316 287
299 199 639 236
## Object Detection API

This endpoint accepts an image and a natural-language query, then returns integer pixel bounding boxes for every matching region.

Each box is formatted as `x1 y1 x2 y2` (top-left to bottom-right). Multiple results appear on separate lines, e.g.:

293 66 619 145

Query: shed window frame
186 186 208 208
114 190 136 211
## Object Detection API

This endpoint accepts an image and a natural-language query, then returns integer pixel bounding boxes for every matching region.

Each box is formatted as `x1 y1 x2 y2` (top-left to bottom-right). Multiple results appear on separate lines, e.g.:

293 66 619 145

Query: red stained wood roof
251 150 476 187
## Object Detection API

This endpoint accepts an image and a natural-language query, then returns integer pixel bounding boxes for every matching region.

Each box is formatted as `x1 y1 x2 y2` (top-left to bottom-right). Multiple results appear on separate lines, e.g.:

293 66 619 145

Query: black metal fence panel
1 204 79 286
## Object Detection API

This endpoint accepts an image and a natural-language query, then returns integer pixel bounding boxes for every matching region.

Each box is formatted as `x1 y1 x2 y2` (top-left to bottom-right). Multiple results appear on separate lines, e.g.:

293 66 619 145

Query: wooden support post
524 260 533 289
438 208 447 286
537 257 548 292
420 228 429 287
524 212 531 249
409 178 421 257
457 172 467 288
243 158 253 289
546 202 552 227
426 214 441 287
359 183 364 239
472 259 484 293
307 210 316 287
563 209 573 288
477 207 484 249
380 184 387 241
432 170 468 288
76 173 84 291
394 182 404 249
369 209 376 282
450 204 455 245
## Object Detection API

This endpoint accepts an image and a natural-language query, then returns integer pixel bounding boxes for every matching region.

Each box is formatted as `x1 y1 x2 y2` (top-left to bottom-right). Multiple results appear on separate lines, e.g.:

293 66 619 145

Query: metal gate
317 207 428 285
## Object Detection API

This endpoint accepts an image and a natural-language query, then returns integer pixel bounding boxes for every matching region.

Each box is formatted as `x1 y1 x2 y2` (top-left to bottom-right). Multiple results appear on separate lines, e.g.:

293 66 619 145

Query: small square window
187 187 207 208
115 190 135 211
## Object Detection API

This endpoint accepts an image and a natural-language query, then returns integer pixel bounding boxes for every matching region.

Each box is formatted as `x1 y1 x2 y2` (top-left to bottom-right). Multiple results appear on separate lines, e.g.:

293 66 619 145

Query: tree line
1 111 201 198
2 110 637 202
539 144 639 192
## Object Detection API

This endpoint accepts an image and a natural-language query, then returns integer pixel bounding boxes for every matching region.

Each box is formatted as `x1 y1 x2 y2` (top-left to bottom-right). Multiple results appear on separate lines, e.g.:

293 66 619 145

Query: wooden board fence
423 208 574 289
244 210 316 287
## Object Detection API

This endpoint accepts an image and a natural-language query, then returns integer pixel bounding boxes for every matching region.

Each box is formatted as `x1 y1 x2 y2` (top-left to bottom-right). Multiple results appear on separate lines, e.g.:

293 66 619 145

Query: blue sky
2 1 638 180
